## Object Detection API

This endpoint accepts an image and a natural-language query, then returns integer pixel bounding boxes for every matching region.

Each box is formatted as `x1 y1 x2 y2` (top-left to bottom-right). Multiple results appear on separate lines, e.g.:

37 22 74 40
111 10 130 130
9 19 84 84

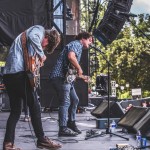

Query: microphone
89 44 105 54
115 10 137 17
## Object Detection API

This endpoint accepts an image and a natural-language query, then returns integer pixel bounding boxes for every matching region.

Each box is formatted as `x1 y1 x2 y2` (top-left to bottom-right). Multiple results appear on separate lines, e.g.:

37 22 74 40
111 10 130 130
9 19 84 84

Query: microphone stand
86 46 129 140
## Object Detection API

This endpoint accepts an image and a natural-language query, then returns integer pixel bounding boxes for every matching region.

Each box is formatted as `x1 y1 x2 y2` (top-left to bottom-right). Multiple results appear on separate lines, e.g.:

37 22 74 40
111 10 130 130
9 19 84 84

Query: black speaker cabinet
91 100 125 118
93 0 133 46
118 106 149 133
133 109 150 136
40 35 89 108
40 78 88 108
96 75 108 96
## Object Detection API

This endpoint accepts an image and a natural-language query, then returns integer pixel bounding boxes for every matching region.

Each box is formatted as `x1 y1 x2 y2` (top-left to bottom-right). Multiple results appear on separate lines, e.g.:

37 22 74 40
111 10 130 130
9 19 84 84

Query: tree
95 16 150 97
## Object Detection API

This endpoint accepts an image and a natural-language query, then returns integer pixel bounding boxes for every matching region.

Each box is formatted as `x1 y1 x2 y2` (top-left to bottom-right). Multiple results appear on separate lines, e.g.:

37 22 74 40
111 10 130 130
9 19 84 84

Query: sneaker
67 121 82 134
3 142 21 150
58 127 78 137
24 116 31 122
37 136 61 149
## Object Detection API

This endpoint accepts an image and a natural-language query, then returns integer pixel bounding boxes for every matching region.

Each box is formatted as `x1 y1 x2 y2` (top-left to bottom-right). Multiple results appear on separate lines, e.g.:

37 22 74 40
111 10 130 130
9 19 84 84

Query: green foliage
143 90 150 97
132 14 150 38
0 46 9 63
80 1 150 99
91 14 150 98
117 91 132 99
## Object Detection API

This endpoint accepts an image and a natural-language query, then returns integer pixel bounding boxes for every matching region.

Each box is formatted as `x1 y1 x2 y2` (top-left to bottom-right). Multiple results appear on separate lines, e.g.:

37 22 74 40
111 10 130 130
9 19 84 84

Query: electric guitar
27 55 41 89
65 66 90 83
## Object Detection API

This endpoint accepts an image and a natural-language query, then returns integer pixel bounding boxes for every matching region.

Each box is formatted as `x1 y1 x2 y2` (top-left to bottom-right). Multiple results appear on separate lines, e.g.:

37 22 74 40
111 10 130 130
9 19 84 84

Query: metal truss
48 0 67 46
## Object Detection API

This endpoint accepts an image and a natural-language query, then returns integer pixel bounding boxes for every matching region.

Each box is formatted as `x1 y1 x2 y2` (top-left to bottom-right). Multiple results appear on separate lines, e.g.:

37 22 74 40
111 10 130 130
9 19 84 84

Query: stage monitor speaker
91 100 125 118
133 109 150 136
93 0 133 46
118 106 149 133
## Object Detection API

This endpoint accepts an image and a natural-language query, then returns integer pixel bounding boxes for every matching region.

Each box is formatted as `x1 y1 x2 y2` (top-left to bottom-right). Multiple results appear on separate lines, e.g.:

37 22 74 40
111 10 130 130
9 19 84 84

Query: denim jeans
51 77 79 127
3 72 44 143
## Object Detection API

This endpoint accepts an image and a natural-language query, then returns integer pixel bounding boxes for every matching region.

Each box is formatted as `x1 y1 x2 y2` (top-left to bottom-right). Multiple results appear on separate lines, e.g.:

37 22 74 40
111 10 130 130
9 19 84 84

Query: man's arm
68 51 83 77
68 51 90 83
28 26 46 63
27 26 47 66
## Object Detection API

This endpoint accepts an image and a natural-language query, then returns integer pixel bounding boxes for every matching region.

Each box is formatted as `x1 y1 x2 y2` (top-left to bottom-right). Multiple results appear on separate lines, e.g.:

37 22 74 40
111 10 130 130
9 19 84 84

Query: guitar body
65 65 78 84
21 32 40 90
27 56 40 89
65 66 90 83
26 70 36 88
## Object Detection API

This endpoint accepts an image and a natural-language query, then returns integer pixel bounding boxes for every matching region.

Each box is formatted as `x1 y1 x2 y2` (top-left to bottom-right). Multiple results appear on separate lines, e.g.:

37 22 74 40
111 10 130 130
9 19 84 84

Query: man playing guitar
2 25 61 150
50 32 93 137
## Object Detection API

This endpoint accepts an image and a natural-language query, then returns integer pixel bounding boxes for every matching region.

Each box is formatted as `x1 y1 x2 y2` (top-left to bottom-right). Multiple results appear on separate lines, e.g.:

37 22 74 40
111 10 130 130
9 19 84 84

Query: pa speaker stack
93 0 133 46
118 106 150 136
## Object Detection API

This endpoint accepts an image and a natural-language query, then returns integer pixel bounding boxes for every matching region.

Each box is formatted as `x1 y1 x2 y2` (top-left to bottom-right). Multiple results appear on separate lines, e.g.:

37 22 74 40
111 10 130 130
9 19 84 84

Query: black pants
3 71 44 143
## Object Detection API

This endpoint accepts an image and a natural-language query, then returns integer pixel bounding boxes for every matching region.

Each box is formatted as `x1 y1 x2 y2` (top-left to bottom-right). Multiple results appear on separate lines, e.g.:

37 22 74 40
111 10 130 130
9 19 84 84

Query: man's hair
45 27 61 54
75 32 92 40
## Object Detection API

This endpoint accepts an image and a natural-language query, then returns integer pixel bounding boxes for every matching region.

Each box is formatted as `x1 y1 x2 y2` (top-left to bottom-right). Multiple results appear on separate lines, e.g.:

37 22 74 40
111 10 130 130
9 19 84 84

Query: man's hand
81 75 90 83
39 55 47 67
77 68 83 77
78 75 91 83
83 75 90 83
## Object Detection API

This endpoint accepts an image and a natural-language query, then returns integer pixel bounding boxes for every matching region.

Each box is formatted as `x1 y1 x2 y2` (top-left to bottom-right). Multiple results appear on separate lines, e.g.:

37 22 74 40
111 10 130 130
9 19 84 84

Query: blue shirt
50 40 83 79
3 25 45 74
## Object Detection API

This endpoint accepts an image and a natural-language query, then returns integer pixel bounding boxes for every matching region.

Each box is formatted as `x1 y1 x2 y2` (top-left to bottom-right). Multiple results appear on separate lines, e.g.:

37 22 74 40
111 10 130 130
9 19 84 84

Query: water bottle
136 130 141 147
141 137 147 148
110 120 116 133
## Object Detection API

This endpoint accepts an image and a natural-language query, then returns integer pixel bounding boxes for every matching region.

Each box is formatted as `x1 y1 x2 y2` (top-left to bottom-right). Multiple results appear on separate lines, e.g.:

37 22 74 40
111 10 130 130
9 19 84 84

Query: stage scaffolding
50 0 109 76
80 0 106 76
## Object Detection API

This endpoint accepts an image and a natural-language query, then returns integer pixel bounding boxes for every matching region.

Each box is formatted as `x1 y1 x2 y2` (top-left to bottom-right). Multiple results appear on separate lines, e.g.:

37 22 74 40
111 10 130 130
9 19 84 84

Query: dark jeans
51 77 79 127
3 71 44 143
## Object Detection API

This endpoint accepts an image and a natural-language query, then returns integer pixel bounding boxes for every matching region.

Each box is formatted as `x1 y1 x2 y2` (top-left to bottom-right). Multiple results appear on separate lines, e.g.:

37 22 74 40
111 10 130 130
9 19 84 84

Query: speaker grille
91 101 109 115
93 0 133 46
133 109 150 135
91 100 124 118
118 106 148 130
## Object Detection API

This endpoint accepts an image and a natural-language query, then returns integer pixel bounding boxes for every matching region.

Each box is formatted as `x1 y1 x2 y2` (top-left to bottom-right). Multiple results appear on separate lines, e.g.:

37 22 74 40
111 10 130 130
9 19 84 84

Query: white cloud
131 0 150 14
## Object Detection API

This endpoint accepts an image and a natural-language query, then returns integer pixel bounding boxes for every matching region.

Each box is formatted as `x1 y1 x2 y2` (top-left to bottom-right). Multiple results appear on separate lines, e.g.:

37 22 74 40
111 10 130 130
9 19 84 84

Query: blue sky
130 0 150 14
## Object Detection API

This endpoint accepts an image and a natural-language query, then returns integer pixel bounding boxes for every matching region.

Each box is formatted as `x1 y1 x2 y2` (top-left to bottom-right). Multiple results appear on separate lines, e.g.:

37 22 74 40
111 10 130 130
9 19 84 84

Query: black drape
0 0 50 46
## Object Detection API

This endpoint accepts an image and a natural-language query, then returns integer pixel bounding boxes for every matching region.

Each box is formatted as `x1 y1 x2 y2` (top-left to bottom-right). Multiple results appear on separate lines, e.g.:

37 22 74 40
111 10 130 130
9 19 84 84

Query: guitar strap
21 32 38 93
21 31 30 71
21 32 40 90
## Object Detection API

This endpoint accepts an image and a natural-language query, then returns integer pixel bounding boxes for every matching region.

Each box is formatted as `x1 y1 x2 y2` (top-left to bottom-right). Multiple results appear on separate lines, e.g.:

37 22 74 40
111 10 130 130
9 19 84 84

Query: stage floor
0 110 149 150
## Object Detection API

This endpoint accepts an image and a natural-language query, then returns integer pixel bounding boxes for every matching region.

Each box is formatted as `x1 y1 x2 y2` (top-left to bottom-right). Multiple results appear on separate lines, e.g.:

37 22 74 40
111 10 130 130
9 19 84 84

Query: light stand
86 45 129 140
